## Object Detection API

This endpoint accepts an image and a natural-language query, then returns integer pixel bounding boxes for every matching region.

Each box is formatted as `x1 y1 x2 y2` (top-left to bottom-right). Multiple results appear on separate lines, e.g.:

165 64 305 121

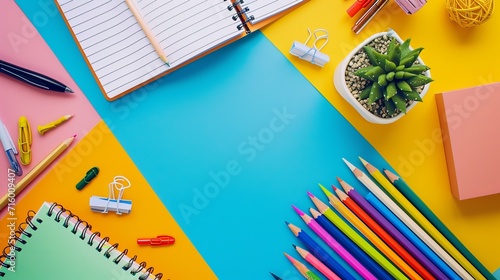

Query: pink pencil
293 205 377 280
294 245 341 280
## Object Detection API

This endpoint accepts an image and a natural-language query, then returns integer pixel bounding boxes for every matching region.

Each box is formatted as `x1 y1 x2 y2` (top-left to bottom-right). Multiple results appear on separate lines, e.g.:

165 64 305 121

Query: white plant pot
333 29 431 124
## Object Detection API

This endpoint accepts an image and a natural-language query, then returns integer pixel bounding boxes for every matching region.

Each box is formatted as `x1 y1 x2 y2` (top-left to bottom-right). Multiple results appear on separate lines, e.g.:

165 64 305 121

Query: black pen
0 59 73 93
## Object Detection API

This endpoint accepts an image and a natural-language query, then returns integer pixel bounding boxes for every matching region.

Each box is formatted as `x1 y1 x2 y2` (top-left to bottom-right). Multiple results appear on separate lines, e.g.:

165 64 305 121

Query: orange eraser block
436 82 500 200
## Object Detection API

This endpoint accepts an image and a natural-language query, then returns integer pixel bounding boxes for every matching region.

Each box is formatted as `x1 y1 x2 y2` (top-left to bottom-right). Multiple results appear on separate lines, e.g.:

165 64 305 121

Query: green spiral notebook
0 202 162 279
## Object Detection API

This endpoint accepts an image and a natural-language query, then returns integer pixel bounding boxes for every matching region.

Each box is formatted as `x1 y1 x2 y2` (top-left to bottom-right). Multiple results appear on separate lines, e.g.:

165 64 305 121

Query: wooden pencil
360 157 485 280
284 252 322 280
338 178 450 279
342 157 474 280
321 184 420 280
308 192 405 279
293 205 375 279
365 192 461 280
286 222 354 280
334 185 435 280
294 245 341 280
309 208 392 280
383 168 495 280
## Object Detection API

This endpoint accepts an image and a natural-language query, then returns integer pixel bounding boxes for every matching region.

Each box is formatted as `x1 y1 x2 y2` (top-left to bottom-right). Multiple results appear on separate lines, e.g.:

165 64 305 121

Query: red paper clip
137 235 175 246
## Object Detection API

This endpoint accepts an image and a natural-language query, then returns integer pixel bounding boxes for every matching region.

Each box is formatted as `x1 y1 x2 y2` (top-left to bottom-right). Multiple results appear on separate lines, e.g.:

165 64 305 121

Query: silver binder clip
89 176 132 215
290 28 330 67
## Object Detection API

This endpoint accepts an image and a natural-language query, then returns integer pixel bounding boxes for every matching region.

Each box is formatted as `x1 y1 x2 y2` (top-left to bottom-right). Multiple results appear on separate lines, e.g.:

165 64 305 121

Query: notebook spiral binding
0 203 162 279
237 16 255 31
225 0 254 33
232 7 250 20
226 0 244 11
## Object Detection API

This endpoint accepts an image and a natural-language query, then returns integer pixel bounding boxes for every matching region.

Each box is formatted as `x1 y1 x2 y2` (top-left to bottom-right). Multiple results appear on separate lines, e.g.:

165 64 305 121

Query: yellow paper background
0 121 216 279
262 0 500 270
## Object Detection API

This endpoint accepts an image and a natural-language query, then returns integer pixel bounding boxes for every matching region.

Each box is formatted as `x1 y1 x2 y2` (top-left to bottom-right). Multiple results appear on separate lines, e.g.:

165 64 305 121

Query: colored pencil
342 158 474 280
286 222 354 279
293 205 375 280
365 192 461 280
360 157 484 280
284 252 322 280
334 186 435 279
338 178 449 279
321 184 420 280
308 192 405 279
294 245 341 280
384 168 496 280
310 208 393 280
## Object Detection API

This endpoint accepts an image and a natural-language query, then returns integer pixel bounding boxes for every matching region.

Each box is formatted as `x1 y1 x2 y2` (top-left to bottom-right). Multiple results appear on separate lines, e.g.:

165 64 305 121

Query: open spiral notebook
0 202 162 280
55 0 308 100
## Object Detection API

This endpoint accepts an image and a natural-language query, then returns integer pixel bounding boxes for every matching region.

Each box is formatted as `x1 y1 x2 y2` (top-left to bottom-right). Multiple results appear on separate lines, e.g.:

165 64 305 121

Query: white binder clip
290 29 330 67
90 176 132 215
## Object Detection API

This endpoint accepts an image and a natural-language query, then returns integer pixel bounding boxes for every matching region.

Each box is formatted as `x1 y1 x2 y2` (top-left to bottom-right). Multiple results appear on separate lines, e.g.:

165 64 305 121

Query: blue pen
0 119 23 176
366 193 461 280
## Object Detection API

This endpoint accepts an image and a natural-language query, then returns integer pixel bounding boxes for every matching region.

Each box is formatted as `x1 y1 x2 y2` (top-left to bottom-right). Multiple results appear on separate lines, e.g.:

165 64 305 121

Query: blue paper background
16 1 394 278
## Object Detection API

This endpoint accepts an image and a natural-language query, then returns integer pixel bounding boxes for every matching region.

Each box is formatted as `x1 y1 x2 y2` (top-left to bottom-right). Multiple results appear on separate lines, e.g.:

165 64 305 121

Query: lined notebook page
57 0 243 99
242 0 303 24
136 0 243 66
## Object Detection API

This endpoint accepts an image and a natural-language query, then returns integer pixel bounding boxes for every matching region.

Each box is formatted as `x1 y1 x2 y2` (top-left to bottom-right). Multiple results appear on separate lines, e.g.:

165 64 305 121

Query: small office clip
17 116 32 165
290 29 330 67
89 176 132 214
137 235 175 246
38 114 73 135
76 167 99 190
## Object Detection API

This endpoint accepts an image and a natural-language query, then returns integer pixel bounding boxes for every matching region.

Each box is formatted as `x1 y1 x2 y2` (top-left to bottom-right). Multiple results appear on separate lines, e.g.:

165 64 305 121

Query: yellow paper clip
18 116 32 165
38 114 73 135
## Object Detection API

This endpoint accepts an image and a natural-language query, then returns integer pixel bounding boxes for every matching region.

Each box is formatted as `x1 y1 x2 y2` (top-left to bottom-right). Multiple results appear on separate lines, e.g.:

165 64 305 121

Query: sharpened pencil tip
319 184 332 196
342 158 356 171
65 87 74 93
292 205 304 216
307 191 314 198
292 244 297 249
358 156 368 166
285 221 290 225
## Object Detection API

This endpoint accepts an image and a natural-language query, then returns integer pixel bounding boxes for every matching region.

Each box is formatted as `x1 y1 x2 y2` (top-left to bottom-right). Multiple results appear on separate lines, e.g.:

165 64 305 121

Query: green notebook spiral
0 202 162 279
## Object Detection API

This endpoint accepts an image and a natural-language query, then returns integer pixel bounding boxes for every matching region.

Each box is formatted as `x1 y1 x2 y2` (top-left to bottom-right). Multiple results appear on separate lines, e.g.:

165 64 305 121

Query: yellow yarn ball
445 0 494 27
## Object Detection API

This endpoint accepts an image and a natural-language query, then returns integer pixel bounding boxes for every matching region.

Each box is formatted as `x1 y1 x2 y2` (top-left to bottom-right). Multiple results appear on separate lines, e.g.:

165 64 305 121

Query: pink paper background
0 0 100 215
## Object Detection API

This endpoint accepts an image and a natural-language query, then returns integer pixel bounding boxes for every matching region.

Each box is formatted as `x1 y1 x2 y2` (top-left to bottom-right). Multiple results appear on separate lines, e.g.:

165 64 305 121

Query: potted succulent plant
334 30 433 124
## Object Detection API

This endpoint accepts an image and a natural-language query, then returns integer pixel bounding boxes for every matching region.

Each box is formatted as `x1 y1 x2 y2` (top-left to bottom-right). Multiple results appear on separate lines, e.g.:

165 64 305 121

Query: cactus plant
354 38 433 115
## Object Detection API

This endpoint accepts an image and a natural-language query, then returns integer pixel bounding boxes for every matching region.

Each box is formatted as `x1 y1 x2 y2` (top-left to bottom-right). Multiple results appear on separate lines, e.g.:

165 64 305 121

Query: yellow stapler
18 116 32 165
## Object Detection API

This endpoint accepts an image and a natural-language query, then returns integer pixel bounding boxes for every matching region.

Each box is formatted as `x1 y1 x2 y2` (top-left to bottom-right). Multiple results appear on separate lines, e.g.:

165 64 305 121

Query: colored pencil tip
309 207 320 217
358 156 368 166
334 187 346 198
307 191 315 198
285 221 290 225
292 244 297 249
319 184 333 196
292 205 304 216
73 134 77 138
342 158 356 171
65 86 74 93
332 185 338 191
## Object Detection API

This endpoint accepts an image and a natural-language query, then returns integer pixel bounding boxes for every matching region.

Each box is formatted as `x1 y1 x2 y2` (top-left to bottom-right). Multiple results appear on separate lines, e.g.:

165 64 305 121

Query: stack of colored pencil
277 157 494 280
